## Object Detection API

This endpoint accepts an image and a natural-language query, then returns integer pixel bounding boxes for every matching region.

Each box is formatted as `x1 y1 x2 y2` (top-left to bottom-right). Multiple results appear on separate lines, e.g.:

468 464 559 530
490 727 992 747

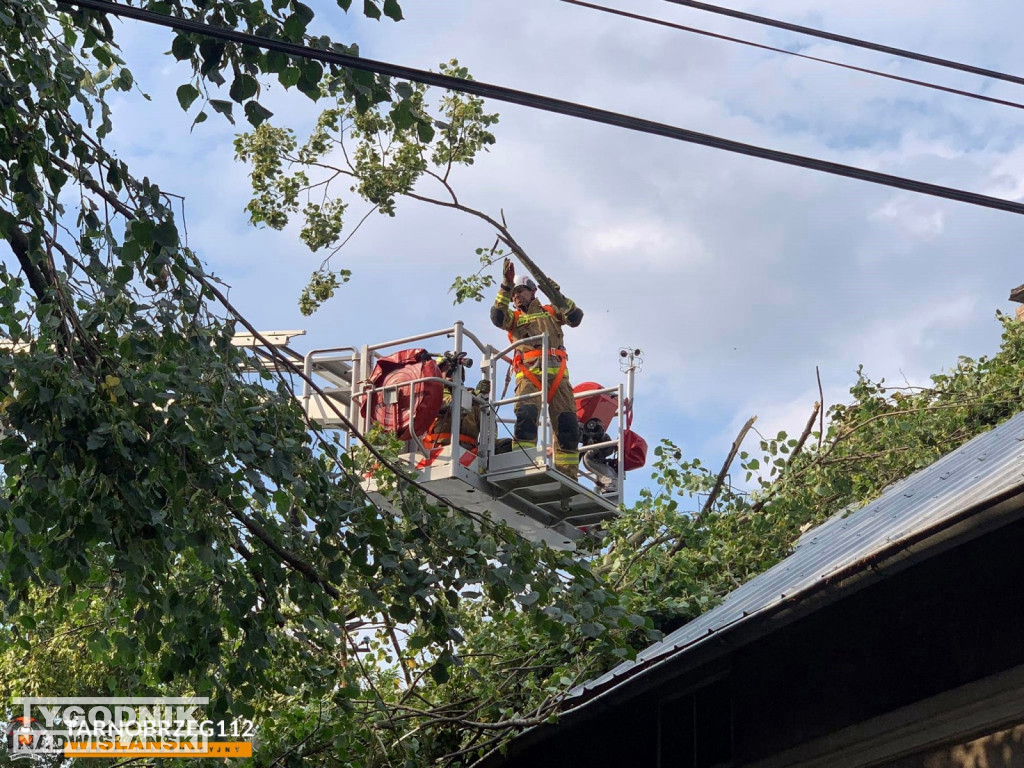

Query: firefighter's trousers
513 374 580 479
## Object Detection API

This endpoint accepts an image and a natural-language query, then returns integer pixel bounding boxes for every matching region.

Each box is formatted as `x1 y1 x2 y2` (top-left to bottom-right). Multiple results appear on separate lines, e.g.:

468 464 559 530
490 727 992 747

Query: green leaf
394 81 413 100
198 39 226 77
280 67 302 88
298 60 324 95
390 100 414 130
363 0 382 19
166 33 191 63
129 219 154 248
229 74 259 103
12 518 29 535
153 221 179 247
429 661 449 684
382 0 403 20
292 1 315 23
266 50 289 73
209 99 235 124
170 34 194 61
416 119 435 143
283 13 308 40
116 68 134 91
176 83 200 111
244 101 275 127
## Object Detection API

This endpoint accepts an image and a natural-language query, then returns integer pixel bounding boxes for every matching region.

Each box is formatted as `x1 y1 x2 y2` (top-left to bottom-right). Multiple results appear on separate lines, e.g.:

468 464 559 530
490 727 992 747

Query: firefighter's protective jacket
490 290 584 348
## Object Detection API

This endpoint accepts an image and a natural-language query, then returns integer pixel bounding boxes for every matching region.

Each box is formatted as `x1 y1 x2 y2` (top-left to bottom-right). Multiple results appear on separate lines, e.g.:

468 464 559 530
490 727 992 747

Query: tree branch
791 400 820 464
816 365 825 450
404 190 570 308
230 508 343 601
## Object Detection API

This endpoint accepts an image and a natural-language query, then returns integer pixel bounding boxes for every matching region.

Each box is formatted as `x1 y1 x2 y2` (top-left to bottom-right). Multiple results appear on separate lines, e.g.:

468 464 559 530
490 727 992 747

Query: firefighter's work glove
502 258 515 289
476 380 491 398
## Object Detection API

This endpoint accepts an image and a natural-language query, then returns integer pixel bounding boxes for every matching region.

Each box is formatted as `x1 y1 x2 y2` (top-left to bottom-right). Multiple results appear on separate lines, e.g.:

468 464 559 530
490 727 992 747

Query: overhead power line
562 0 1024 114
56 0 1024 217
664 0 1024 88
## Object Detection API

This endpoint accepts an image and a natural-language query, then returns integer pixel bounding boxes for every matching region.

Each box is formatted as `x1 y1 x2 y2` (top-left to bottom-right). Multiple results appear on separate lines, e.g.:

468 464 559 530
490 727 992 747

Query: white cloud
844 294 980 376
869 195 946 241
571 214 710 272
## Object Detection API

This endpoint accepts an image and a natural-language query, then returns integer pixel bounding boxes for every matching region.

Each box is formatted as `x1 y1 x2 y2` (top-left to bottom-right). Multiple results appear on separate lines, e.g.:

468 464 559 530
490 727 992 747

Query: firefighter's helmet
513 275 537 293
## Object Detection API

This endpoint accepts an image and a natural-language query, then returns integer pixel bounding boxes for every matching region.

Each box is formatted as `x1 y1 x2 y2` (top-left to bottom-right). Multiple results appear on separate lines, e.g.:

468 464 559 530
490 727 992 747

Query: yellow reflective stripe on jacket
516 311 554 325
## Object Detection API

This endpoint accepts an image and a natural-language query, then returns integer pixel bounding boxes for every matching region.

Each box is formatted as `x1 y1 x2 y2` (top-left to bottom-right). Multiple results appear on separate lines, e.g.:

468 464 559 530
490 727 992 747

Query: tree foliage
0 2 641 765
3 0 1024 766
589 314 1024 642
234 60 505 314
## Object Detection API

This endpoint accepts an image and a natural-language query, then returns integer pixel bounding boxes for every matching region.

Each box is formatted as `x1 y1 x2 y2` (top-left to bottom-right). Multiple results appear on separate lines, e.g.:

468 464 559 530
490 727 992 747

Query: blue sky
102 0 1024 504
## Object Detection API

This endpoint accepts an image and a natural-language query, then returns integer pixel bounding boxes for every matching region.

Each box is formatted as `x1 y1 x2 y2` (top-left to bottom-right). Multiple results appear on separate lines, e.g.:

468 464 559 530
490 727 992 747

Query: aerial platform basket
235 322 635 551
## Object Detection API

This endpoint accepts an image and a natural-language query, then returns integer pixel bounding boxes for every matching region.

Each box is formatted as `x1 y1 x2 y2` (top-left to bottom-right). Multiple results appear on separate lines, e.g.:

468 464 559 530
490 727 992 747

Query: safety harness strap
512 348 568 403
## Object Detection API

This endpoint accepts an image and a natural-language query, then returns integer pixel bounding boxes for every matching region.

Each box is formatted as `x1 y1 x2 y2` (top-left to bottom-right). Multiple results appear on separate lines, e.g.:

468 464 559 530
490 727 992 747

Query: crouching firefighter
420 351 490 468
490 258 584 479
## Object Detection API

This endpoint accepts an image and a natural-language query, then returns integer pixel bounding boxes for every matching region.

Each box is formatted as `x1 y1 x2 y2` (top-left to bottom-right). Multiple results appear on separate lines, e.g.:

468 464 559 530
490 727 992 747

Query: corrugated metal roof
575 410 1024 698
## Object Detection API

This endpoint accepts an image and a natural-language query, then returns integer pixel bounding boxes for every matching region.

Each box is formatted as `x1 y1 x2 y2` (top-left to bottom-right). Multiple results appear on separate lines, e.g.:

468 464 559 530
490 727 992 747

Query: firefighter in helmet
420 351 489 467
490 259 584 479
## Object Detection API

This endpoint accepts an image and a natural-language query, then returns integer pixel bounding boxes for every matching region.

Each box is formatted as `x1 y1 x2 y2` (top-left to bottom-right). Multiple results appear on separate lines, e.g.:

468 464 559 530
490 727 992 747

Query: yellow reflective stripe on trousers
554 450 578 468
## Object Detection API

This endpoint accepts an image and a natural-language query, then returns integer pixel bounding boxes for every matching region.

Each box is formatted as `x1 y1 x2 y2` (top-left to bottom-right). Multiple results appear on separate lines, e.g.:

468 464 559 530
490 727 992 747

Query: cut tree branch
791 401 820 464
669 414 756 556
816 365 825 450
405 190 571 308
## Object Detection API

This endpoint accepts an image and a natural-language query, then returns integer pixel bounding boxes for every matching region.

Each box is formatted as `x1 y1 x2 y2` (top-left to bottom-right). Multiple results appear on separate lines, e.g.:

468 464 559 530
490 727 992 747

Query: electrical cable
663 0 1024 88
562 0 1024 114
56 0 1024 217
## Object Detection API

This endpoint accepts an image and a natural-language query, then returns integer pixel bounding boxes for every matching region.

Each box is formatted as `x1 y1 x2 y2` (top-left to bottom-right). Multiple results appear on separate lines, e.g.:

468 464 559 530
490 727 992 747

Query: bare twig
385 616 414 688
816 365 825 450
388 703 552 731
322 203 380 264
667 415 756 556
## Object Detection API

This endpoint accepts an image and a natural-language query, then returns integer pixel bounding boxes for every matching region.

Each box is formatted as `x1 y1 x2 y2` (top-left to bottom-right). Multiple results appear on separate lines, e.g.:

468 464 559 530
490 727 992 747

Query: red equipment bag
360 348 444 441
622 429 648 471
622 404 647 471
574 381 618 431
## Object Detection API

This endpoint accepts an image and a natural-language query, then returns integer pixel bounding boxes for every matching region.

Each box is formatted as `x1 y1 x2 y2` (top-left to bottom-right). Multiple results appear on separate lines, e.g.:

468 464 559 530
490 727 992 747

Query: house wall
495 510 1024 768
886 724 1024 768
733 512 1024 765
